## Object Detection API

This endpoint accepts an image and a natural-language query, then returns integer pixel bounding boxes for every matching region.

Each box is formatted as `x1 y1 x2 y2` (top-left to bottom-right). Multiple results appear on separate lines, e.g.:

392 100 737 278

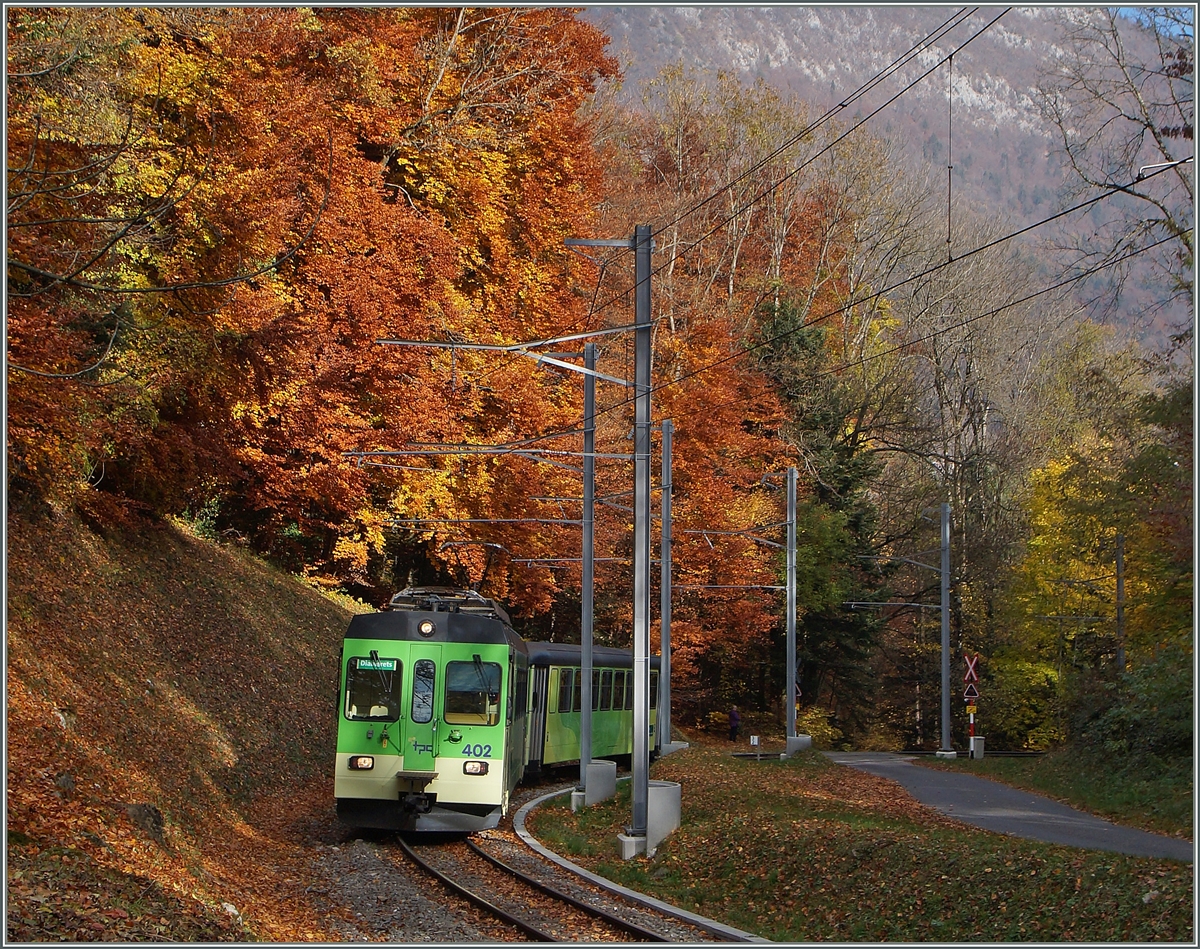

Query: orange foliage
207 9 619 602
582 67 861 706
6 8 619 612
7 10 865 673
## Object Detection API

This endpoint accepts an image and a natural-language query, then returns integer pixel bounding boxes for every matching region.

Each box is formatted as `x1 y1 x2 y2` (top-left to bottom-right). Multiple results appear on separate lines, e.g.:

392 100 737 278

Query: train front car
335 589 529 833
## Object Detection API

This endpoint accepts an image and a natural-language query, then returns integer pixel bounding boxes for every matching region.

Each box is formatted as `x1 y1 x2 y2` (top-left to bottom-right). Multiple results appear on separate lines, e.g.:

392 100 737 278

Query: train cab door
406 646 441 772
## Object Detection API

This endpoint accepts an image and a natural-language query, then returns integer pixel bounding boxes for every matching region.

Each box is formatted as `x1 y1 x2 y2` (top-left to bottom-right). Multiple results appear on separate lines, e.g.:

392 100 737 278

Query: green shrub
797 707 843 749
983 656 1065 750
1084 643 1193 764
176 497 222 541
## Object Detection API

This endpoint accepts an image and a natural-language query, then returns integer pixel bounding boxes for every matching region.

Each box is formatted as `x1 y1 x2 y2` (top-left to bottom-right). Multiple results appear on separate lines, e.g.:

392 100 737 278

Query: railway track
398 834 678 942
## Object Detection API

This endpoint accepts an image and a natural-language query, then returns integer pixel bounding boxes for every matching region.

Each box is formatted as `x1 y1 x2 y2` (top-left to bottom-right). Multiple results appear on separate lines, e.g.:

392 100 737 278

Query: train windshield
444 658 502 726
411 659 435 724
344 656 401 721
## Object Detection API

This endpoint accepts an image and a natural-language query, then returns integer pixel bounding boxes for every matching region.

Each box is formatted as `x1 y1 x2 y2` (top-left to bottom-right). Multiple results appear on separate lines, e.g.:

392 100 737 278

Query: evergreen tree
755 299 889 738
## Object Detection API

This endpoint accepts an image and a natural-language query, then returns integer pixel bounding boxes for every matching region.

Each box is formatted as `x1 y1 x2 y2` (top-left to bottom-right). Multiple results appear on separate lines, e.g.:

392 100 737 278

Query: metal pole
786 467 797 739
1116 533 1126 674
580 343 595 787
631 223 653 838
659 418 673 748
940 502 952 753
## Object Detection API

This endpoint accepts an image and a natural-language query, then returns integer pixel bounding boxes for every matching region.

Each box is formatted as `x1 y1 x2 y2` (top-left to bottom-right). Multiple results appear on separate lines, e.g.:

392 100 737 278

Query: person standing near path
728 705 741 742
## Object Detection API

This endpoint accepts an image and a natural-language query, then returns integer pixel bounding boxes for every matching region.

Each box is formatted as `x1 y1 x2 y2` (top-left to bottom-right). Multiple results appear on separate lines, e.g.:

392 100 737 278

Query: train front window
344 656 400 721
445 657 503 726
411 659 435 724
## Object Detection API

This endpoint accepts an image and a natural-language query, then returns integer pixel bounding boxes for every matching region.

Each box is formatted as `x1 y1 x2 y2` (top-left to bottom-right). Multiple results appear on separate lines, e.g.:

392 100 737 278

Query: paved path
824 752 1193 862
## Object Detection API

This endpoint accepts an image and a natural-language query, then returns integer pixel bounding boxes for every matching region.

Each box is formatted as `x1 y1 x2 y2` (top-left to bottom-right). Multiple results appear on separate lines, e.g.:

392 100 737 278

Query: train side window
515 661 528 724
445 658 503 726
613 671 625 711
624 671 634 709
557 669 573 713
592 669 601 711
650 670 659 709
344 656 401 722
411 659 435 724
572 670 582 712
507 658 515 725
599 669 613 711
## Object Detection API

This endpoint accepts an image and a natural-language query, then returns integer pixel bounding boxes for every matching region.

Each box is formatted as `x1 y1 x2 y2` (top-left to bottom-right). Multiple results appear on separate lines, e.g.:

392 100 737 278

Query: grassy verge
526 741 1192 942
917 751 1193 839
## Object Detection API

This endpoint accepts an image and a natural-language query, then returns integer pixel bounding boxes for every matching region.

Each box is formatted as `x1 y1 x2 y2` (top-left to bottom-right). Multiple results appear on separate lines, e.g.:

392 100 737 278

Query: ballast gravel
303 779 724 942
312 837 519 942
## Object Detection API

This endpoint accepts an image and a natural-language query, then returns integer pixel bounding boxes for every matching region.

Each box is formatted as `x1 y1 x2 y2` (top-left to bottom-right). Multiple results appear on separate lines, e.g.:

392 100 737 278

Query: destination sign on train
357 658 397 671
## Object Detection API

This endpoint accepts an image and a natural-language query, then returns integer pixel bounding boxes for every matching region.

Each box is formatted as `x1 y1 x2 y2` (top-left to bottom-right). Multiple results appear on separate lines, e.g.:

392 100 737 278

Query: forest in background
6 8 1192 767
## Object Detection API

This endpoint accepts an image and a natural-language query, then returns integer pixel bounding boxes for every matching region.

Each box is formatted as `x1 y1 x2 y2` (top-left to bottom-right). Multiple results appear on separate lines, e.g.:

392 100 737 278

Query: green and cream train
335 587 660 832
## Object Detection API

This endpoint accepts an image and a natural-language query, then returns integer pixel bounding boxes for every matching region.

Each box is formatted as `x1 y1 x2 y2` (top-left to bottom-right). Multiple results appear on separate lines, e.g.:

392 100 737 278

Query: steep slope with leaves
6 505 369 940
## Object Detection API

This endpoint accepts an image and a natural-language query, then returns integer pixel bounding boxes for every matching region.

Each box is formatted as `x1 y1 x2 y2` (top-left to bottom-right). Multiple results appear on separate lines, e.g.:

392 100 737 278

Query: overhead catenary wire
356 162 1182 473
576 7 1012 327
560 8 979 324
363 242 1176 593
360 12 1179 482
669 232 1179 425
526 161 1183 441
443 7 990 392
649 6 980 239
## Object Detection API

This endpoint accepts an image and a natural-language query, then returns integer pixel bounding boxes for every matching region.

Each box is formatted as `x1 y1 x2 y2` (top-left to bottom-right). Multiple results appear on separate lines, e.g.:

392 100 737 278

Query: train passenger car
524 642 660 774
334 588 529 833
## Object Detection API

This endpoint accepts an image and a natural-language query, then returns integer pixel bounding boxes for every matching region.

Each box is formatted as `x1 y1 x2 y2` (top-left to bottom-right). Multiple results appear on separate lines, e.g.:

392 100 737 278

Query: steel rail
464 839 670 942
397 837 557 941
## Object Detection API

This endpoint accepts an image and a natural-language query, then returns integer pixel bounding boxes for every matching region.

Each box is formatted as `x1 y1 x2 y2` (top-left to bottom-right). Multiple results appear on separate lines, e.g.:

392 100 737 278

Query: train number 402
462 744 492 758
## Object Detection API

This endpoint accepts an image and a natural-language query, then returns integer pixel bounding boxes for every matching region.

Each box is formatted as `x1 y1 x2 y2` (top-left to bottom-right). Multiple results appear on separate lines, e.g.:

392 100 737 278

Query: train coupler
401 792 434 814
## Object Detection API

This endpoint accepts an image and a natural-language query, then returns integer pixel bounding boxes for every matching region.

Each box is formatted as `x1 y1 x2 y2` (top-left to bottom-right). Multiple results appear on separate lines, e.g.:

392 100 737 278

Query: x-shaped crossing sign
963 653 980 683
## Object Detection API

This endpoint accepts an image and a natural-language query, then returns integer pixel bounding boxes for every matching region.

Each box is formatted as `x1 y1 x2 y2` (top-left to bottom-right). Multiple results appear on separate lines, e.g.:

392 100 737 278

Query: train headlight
463 761 489 775
348 755 375 770
417 620 436 637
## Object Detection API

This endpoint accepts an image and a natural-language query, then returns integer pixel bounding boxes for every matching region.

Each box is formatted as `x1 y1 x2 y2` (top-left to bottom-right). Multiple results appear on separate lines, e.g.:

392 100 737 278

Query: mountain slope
582 6 1183 347
584 6 1070 226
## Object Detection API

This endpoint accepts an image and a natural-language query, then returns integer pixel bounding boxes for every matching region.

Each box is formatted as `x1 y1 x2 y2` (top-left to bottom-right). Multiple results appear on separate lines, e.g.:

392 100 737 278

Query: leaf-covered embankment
5 505 366 941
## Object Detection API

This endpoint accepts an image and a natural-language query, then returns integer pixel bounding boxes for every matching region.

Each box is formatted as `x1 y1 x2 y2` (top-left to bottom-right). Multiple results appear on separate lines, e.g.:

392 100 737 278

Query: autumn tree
287 7 619 605
7 8 621 614
5 8 312 506
1000 342 1192 754
1036 7 1194 345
